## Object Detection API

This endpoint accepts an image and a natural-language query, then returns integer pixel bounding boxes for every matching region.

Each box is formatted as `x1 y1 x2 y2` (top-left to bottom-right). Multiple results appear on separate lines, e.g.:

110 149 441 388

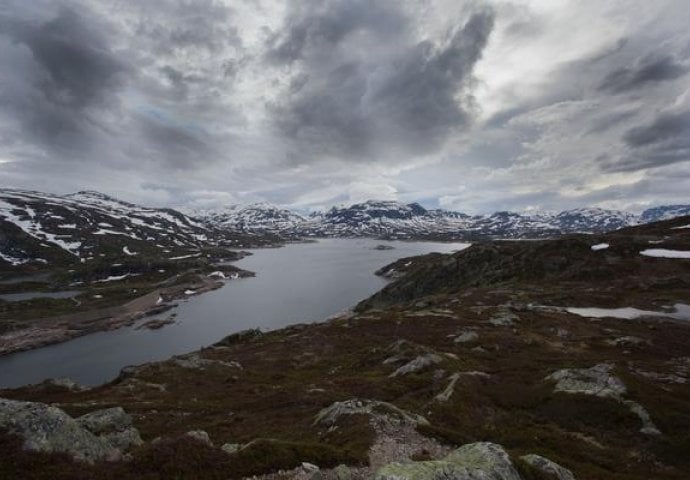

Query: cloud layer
0 0 688 213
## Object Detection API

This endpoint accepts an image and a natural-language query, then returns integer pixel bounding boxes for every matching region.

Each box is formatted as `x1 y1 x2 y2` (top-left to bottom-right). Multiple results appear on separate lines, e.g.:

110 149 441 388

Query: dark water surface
0 239 468 388
0 290 81 302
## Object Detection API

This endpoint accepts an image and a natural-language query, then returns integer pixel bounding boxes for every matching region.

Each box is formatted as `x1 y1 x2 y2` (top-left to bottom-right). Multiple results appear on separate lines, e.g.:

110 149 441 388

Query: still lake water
0 239 469 388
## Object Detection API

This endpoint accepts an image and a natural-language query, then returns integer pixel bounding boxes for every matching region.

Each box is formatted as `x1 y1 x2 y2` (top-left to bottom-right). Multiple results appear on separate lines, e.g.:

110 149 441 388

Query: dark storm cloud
135 114 215 170
14 8 126 108
0 6 129 159
132 0 241 57
598 52 688 93
0 1 241 170
603 109 690 172
267 1 495 161
265 0 408 65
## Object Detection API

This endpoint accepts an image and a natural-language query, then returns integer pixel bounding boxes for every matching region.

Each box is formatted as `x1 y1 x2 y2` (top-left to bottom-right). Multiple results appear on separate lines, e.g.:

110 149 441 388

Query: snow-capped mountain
553 207 639 233
191 199 690 239
640 205 690 223
3 189 689 269
0 189 268 268
188 203 307 233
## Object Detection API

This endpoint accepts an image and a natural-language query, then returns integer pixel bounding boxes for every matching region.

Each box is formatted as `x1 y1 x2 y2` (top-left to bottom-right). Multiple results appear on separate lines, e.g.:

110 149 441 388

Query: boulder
454 331 479 344
185 429 213 445
520 454 576 480
390 354 442 377
488 309 518 327
221 442 241 454
0 397 118 463
375 442 521 480
545 363 626 398
77 406 143 451
333 464 352 480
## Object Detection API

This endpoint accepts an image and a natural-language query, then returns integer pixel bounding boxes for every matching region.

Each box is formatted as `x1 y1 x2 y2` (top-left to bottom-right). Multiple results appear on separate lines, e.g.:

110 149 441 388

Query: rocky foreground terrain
1 215 689 479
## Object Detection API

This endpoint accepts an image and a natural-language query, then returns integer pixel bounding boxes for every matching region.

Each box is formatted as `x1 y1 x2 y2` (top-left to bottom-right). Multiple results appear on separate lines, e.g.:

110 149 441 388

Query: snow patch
566 304 690 320
640 249 690 259
94 273 139 283
591 243 609 251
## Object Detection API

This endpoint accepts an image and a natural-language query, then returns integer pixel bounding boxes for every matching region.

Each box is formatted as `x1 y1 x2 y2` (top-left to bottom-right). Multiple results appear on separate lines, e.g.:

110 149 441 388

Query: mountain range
2 189 690 269
189 199 687 239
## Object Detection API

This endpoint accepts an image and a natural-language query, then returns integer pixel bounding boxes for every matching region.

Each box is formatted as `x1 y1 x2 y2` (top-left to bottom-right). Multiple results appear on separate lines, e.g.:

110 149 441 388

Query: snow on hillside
188 203 307 233
0 189 238 267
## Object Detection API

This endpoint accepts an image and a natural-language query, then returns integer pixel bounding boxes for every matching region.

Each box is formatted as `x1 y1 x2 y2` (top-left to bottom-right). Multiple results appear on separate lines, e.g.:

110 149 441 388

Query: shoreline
0 267 254 357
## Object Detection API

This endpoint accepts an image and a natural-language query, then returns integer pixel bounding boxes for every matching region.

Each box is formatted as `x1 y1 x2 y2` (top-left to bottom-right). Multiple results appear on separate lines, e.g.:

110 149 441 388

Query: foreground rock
0 398 120 462
76 407 143 451
520 454 576 480
375 442 523 480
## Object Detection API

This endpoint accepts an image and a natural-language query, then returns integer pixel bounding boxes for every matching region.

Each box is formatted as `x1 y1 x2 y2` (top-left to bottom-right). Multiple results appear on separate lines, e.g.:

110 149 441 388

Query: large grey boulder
77 407 143 450
0 397 118 463
545 363 626 398
520 454 576 480
375 442 521 480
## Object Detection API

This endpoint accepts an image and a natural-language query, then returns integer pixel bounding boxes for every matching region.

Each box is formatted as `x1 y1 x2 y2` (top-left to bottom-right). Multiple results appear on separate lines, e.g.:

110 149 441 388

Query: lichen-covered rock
488 309 518 327
77 406 143 450
185 429 213 445
314 399 429 427
333 464 352 480
221 442 241 454
375 442 521 480
0 397 118 463
520 454 576 480
545 363 626 398
435 373 461 402
390 354 442 377
453 331 479 344
77 407 131 434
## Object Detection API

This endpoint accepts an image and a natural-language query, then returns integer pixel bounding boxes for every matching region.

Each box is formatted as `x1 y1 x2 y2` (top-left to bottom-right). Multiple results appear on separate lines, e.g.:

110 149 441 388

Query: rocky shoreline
0 262 254 356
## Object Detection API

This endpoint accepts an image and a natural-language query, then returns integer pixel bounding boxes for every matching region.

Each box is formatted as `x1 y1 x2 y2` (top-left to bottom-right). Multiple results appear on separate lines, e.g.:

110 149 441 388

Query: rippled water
0 239 469 388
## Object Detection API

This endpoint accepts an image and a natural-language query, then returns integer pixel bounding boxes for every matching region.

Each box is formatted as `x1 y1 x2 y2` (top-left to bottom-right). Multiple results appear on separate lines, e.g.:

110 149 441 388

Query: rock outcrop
0 398 119 462
314 399 429 427
545 364 661 435
76 406 143 451
375 442 522 480
520 454 576 480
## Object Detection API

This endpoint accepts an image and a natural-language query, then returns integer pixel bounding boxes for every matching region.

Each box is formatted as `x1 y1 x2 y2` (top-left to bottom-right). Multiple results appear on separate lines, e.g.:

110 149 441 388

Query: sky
0 0 688 214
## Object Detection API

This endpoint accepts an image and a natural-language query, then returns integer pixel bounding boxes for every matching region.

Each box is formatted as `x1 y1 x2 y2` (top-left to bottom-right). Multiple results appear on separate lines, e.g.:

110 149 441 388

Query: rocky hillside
0 189 277 272
358 214 690 310
1 215 689 479
194 199 690 240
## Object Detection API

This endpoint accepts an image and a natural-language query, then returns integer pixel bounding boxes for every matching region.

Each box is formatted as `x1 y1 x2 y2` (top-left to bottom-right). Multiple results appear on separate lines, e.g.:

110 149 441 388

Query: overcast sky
0 0 688 214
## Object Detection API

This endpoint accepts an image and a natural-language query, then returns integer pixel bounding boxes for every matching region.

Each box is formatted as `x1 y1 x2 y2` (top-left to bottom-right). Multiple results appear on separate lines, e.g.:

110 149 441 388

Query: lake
0 239 469 388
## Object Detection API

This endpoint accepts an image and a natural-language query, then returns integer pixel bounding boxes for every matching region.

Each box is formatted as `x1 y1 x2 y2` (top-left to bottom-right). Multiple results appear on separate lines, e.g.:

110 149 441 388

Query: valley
0 190 689 479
